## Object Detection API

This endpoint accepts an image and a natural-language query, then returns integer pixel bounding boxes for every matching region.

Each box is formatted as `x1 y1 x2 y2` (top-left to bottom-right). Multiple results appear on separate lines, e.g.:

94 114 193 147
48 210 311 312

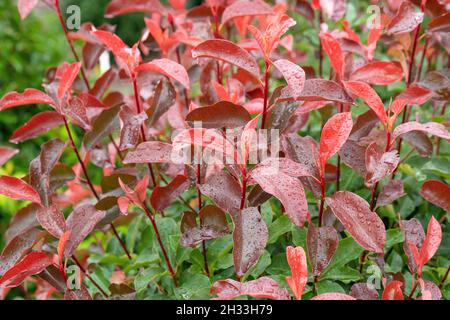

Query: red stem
397 6 425 154
261 60 270 129
240 172 248 210
318 177 326 227
197 163 210 277
72 256 109 298
111 223 132 260
318 9 324 78
407 277 419 300
63 117 99 200
416 36 429 82
132 77 157 187
142 204 178 286
56 0 129 259
439 265 450 289
55 1 90 90
169 20 190 110
63 118 132 260
370 131 391 210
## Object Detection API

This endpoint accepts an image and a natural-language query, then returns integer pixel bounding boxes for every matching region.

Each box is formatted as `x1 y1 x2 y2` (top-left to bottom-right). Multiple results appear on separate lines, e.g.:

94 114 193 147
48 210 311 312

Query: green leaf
268 214 291 244
421 157 450 179
292 225 307 248
244 250 271 280
386 251 403 273
216 254 234 270
384 228 404 252
266 253 290 276
321 236 364 277
126 215 144 254
320 266 361 283
174 273 211 300
134 266 165 292
316 280 345 294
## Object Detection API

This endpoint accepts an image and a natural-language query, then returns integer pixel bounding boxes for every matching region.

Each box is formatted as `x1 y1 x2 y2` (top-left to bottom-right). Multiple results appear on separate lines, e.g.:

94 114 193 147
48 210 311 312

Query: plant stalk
261 60 271 130
142 203 178 286
197 163 210 277
63 117 132 260
132 77 157 187
72 256 109 298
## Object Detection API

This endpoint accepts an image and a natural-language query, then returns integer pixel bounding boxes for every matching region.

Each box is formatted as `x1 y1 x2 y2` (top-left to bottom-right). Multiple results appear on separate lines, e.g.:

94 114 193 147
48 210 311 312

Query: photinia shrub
0 0 449 301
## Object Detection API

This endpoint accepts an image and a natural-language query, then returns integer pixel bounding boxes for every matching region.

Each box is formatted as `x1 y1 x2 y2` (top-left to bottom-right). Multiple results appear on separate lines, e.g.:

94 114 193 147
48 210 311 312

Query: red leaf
36 205 66 239
249 159 310 227
339 140 367 177
64 285 92 300
420 180 450 212
119 107 147 151
0 229 42 277
0 176 41 204
17 0 39 19
221 0 273 25
90 68 118 98
211 277 290 300
400 218 425 274
392 122 450 142
402 131 433 157
320 32 344 79
192 39 261 78
64 204 106 257
117 197 130 215
199 171 242 218
311 292 356 300
344 81 387 125
319 112 353 173
0 89 56 111
248 14 296 59
123 141 174 164
375 180 406 208
58 230 71 263
0 147 19 166
326 191 386 253
119 175 149 204
66 96 91 131
299 79 352 103
180 206 229 247
365 143 399 187
387 1 424 34
350 283 379 300
420 216 442 265
57 62 81 100
350 61 404 85
92 30 139 74
105 0 166 18
172 127 236 164
286 246 308 300
233 207 268 277
307 224 339 276
394 85 435 106
186 101 251 128
136 58 190 90
150 175 190 212
418 279 442 300
4 204 40 245
273 59 306 101
427 11 450 33
382 281 404 300
0 252 54 289
10 111 64 144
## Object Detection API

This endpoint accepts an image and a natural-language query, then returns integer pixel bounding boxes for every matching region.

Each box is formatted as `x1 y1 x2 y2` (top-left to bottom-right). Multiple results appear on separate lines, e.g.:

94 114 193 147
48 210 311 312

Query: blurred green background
0 0 203 250
0 0 156 249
